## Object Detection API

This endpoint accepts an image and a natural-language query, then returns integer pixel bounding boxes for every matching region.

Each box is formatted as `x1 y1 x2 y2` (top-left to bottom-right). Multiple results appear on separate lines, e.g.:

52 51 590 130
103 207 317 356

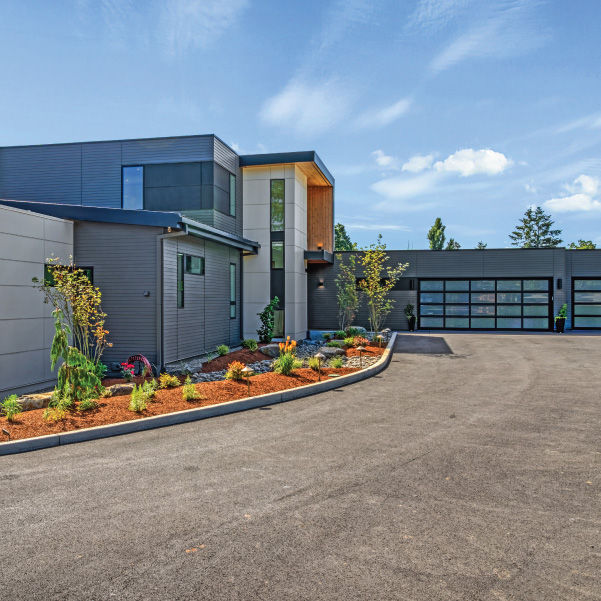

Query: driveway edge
0 333 396 455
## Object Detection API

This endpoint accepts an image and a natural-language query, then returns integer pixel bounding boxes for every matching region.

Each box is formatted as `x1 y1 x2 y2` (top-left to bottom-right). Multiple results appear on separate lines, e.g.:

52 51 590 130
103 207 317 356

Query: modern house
0 133 600 399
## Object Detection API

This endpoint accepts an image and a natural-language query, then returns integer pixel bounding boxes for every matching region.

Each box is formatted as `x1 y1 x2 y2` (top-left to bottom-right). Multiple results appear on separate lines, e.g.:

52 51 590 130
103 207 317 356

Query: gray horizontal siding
82 141 122 208
74 222 159 368
122 136 214 165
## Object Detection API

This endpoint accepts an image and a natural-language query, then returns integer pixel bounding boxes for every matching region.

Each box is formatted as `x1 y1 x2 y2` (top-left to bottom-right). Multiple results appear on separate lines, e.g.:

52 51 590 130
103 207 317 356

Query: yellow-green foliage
43 390 73 422
159 373 180 389
128 384 148 413
142 380 157 399
225 361 246 381
274 353 302 376
330 356 344 368
183 376 202 401
1 395 22 422
308 357 321 371
217 344 229 356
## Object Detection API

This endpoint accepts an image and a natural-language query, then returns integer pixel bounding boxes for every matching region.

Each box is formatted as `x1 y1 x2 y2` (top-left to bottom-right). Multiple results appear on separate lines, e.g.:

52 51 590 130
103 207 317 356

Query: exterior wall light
557 278 563 290
317 280 324 287
317 243 323 250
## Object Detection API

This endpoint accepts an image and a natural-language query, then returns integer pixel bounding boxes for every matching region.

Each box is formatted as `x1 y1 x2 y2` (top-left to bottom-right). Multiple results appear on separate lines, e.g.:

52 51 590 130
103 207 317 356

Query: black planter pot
408 316 416 331
555 317 566 333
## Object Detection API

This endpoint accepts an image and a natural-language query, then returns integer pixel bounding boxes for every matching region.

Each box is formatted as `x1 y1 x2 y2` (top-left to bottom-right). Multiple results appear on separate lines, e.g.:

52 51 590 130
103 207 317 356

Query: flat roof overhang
304 249 334 264
239 151 334 187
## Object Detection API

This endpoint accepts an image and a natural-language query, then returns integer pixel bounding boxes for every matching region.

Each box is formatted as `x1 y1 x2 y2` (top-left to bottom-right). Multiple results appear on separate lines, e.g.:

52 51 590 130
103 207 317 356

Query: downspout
156 228 188 372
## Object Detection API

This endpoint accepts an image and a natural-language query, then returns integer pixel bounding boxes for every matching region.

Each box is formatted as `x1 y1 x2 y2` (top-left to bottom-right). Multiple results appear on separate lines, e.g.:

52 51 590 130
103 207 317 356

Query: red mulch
1 367 359 442
199 345 270 372
344 344 383 357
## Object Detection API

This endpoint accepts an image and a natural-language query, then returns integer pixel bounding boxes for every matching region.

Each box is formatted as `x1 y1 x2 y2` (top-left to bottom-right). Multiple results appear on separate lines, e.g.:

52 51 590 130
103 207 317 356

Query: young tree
335 253 360 331
358 235 408 334
446 238 461 250
427 217 446 250
476 241 488 249
568 239 596 249
509 207 562 248
335 223 357 251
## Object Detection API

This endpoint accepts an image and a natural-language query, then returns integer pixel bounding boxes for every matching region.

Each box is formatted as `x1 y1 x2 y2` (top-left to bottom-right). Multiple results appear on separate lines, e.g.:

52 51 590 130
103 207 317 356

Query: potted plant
404 303 416 332
555 303 567 333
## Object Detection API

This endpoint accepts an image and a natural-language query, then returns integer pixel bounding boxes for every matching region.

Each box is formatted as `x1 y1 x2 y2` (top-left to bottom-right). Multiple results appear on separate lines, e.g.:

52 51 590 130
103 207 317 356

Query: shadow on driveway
394 333 453 355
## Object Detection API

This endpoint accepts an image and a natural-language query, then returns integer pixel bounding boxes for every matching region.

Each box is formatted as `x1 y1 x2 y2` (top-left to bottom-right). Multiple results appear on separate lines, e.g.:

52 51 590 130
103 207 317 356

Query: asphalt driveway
1 333 599 600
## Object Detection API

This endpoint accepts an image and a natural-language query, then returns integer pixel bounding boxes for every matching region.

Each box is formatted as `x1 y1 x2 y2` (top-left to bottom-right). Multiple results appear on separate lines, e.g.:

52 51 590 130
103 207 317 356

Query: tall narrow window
122 166 144 210
270 179 284 231
229 173 236 216
271 241 284 269
230 264 236 318
177 253 184 308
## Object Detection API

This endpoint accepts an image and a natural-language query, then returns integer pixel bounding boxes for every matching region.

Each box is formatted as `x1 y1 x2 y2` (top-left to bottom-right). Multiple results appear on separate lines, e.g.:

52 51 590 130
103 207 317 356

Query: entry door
418 278 553 330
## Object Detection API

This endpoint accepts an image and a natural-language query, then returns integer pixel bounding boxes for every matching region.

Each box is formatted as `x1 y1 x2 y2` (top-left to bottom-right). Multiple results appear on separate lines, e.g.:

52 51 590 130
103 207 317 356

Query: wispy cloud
260 77 353 136
371 171 439 200
402 154 435 173
553 111 601 135
372 150 399 170
544 175 601 213
407 0 470 32
346 223 412 231
356 97 412 128
434 148 512 176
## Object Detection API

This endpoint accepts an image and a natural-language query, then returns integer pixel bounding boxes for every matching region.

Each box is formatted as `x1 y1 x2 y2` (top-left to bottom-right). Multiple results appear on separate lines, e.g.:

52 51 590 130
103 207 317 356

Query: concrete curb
0 333 396 456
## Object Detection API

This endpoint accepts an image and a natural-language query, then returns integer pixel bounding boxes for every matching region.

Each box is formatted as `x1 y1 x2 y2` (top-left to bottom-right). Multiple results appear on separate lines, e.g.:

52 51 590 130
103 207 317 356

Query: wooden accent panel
307 186 333 253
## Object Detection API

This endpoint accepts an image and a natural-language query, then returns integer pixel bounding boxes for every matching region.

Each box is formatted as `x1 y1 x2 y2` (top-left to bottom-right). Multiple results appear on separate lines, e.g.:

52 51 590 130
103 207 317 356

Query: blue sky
1 0 600 249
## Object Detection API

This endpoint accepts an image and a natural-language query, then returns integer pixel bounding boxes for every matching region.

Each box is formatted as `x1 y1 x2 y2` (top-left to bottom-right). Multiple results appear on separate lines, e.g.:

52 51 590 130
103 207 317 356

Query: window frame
271 241 284 270
230 263 236 319
121 165 144 210
185 254 205 276
270 179 285 232
229 173 236 217
177 253 184 309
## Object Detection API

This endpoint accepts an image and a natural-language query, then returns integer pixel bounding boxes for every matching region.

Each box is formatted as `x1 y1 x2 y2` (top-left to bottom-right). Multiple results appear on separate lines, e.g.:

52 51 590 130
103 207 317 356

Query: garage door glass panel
471 318 495 328
446 292 469 303
421 281 443 291
420 305 443 316
421 292 444 303
471 280 495 291
497 280 521 291
523 318 548 329
445 305 469 315
574 304 601 315
523 292 548 303
497 305 521 316
575 291 601 303
446 317 469 328
523 305 548 316
497 293 521 303
421 317 444 327
524 280 548 291
471 293 495 303
445 280 469 291
574 316 601 327
574 280 601 290
497 318 521 328
471 305 495 315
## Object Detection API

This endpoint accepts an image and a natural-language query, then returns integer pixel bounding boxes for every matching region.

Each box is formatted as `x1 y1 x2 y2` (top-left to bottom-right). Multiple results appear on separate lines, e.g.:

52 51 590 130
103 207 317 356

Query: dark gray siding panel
0 144 82 205
73 222 159 368
162 238 179 364
122 136 214 164
214 137 243 237
81 141 122 208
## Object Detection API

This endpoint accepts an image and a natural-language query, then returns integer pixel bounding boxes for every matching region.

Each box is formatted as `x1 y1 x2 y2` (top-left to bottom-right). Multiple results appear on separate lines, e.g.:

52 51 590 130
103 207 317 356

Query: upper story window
271 179 284 232
122 166 143 210
230 173 236 216
185 255 205 275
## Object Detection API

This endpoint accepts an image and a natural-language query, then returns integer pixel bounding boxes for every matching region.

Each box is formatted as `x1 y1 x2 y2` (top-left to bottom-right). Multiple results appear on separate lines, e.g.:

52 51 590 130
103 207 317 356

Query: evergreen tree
509 207 562 248
568 239 596 249
334 223 357 251
427 217 446 250
446 238 461 250
476 241 487 249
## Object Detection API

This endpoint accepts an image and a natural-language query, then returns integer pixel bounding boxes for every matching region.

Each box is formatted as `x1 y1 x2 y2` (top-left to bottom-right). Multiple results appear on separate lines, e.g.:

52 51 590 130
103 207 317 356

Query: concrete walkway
1 333 599 600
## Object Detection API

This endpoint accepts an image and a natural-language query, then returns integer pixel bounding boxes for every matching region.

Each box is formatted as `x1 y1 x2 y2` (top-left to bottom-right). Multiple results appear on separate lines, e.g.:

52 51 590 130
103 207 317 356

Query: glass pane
471 280 495 291
471 318 495 328
273 309 284 337
523 305 548 316
445 280 469 291
497 280 521 291
420 281 443 291
523 317 548 329
177 253 184 308
230 264 236 303
471 305 495 316
420 305 443 316
270 180 284 231
445 317 469 328
574 316 601 327
185 255 204 275
523 292 548 304
445 305 469 315
229 173 236 216
575 291 601 303
497 293 521 304
420 292 443 303
497 318 522 329
471 292 495 303
271 241 284 269
446 292 469 303
497 305 521 316
574 279 601 291
575 304 601 315
420 317 443 328
523 280 548 291
122 166 143 210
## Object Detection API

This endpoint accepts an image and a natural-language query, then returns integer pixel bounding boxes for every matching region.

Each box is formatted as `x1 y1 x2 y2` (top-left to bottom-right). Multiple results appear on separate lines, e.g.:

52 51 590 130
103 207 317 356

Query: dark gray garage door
572 278 601 329
418 278 553 330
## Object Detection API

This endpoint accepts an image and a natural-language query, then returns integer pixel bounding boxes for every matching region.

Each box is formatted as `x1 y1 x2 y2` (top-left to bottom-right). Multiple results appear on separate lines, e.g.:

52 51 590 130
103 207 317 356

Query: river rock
318 346 345 358
105 383 135 397
17 392 55 411
259 344 281 358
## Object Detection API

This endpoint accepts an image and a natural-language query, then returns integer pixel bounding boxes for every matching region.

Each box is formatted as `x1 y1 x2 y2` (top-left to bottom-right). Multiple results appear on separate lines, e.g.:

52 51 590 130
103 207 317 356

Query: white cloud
544 175 601 213
346 223 412 231
371 171 438 199
372 150 398 170
407 0 469 32
402 154 435 173
356 98 412 128
525 183 537 194
260 77 352 136
434 148 512 176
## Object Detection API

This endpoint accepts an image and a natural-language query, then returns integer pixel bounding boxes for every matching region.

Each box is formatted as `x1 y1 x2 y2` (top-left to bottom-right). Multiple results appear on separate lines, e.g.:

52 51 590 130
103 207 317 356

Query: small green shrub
330 356 344 368
142 380 157 399
43 390 73 422
128 384 148 412
1 395 22 423
343 337 355 347
322 332 332 341
345 327 362 338
158 373 180 389
308 356 321 371
94 362 108 381
326 340 344 348
77 397 99 412
555 303 568 321
217 344 229 356
257 297 279 343
273 353 302 376
225 361 246 381
206 352 215 364
334 330 346 340
183 376 202 401
242 339 258 352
